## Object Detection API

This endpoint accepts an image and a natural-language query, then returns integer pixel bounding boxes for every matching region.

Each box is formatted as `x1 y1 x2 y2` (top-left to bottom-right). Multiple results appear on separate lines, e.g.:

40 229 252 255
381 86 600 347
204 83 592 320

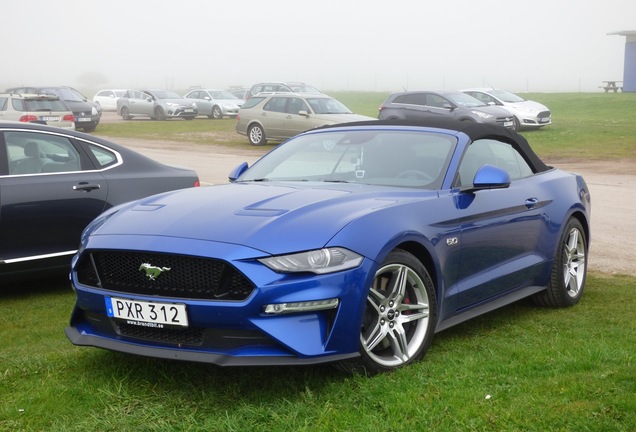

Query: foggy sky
2 0 635 94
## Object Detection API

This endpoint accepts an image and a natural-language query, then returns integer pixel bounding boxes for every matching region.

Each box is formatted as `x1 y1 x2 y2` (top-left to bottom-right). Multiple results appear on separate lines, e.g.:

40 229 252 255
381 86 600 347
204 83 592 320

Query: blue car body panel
66 120 591 366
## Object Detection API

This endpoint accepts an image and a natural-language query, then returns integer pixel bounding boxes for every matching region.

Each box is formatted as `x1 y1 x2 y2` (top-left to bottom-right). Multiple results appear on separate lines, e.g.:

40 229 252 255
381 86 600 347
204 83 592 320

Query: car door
0 130 109 264
394 93 430 120
281 97 312 138
453 138 549 309
128 91 154 116
260 96 289 139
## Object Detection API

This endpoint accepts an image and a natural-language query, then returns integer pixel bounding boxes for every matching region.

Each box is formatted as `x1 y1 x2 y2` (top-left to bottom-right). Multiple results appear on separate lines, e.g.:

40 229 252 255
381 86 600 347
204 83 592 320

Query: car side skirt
435 284 546 332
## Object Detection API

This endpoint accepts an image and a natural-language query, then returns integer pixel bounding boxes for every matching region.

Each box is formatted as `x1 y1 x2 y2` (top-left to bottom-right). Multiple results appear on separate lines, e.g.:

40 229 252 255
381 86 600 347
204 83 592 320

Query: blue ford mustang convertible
66 119 591 374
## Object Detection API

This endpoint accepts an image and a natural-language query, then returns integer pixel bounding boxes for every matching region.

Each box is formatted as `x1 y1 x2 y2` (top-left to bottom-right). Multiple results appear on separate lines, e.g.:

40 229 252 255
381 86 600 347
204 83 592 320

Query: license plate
77 117 91 122
106 296 188 328
184 109 194 113
40 116 60 121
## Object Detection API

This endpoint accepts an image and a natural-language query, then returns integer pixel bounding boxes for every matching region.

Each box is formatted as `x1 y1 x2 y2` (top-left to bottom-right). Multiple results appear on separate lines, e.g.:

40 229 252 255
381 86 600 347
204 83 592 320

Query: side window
5 131 81 175
426 95 450 109
0 97 7 111
458 139 533 187
263 97 287 113
286 98 306 114
86 143 118 168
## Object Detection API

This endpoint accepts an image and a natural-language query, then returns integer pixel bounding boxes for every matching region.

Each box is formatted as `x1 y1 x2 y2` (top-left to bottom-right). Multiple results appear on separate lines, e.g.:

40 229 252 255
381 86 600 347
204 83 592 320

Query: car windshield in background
306 97 352 114
238 130 456 189
209 90 238 99
446 92 486 107
152 90 182 99
288 84 321 94
41 88 84 102
489 89 527 103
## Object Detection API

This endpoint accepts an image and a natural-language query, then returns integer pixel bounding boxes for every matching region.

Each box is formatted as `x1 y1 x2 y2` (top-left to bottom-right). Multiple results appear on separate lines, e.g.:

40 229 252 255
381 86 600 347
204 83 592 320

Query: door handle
73 182 101 192
525 197 539 208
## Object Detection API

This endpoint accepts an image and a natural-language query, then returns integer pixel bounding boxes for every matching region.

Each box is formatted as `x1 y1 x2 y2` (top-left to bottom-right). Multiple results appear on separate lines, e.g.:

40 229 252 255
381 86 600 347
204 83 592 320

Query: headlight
92 106 99 115
166 102 178 107
472 110 494 119
259 247 363 274
223 103 238 109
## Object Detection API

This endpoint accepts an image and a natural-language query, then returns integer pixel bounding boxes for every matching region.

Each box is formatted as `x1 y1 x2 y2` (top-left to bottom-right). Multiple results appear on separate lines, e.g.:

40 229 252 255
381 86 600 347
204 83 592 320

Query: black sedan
0 121 199 281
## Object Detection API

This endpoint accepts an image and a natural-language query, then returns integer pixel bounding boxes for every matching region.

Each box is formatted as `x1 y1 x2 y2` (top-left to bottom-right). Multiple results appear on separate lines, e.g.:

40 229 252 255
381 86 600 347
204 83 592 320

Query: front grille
115 321 205 346
76 251 255 301
537 111 551 119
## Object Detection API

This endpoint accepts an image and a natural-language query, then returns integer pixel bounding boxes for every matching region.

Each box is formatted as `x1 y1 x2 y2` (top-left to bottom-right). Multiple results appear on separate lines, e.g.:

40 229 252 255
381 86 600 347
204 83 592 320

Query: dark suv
6 86 101 132
378 90 515 129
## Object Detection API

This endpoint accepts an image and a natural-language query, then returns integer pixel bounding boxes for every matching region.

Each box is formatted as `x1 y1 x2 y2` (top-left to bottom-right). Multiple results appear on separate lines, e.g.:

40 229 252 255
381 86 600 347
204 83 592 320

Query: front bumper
66 235 374 366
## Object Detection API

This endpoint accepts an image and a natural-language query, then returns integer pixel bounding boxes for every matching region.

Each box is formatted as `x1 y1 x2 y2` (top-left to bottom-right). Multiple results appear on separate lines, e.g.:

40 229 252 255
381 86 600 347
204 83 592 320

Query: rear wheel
248 124 266 146
533 218 587 307
337 249 436 375
120 106 131 120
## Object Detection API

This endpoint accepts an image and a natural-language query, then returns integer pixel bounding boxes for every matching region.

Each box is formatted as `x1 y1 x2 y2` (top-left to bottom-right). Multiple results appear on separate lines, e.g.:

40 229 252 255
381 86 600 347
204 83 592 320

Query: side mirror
298 110 309 117
462 164 511 193
228 162 249 182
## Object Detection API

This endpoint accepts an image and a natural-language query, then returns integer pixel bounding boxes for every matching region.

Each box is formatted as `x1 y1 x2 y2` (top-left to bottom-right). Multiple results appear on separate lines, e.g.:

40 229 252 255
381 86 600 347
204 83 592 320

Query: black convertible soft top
320 119 550 173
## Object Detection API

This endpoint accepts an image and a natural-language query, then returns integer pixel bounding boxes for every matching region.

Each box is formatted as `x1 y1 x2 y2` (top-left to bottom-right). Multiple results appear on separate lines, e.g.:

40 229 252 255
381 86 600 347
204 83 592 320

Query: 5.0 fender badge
446 237 459 246
139 263 171 280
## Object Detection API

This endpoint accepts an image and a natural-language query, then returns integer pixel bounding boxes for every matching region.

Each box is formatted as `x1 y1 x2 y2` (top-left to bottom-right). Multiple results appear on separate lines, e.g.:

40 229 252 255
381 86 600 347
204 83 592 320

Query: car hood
470 105 513 117
504 100 548 111
310 113 376 123
215 98 243 105
161 98 195 106
91 182 426 255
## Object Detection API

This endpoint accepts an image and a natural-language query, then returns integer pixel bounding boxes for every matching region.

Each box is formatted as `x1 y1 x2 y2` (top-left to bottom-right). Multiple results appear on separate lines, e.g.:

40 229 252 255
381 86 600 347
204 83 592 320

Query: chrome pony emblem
139 263 171 280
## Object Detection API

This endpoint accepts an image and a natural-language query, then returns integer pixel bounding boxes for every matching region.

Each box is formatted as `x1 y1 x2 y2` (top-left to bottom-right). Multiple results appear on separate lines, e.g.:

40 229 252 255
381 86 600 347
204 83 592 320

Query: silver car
378 90 515 130
117 89 197 121
462 88 552 131
184 89 244 119
236 93 375 145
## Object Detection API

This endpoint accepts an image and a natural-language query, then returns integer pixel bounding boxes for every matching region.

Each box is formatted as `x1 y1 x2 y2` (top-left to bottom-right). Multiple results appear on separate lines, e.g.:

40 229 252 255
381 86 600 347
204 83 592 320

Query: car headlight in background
259 247 363 274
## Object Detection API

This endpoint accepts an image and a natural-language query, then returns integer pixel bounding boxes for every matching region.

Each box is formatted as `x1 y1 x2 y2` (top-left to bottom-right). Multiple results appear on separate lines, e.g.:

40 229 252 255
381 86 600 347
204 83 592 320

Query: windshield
238 129 456 189
152 90 182 99
289 84 321 94
209 90 237 99
489 89 526 103
41 87 85 102
306 97 352 114
445 92 486 107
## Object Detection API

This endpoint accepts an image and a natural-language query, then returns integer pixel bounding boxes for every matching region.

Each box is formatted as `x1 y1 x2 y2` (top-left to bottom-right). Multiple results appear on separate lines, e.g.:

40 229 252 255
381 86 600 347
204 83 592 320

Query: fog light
264 298 339 315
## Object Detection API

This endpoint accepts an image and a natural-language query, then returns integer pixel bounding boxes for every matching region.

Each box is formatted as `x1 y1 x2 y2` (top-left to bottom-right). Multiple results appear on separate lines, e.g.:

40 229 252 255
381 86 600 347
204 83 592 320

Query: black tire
120 106 131 120
81 125 97 133
248 124 266 146
513 116 521 132
154 107 166 121
212 106 223 119
336 249 436 375
532 218 587 308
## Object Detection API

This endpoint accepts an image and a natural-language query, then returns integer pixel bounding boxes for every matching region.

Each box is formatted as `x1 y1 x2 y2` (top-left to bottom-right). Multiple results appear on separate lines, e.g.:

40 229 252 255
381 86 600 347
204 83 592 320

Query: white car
461 88 551 131
184 89 244 119
92 89 127 111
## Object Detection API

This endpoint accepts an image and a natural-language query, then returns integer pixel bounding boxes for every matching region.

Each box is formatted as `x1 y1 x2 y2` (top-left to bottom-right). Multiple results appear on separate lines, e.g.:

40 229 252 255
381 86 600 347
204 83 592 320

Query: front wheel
212 106 223 119
248 124 266 145
337 249 436 375
154 107 166 121
533 218 587 307
513 116 521 131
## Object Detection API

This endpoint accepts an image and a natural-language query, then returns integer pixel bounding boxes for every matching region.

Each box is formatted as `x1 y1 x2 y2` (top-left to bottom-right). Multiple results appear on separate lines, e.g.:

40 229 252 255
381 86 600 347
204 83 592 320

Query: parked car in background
6 86 101 132
236 92 374 145
378 90 515 130
0 93 75 130
184 89 244 119
248 82 321 99
116 89 198 121
0 121 200 281
461 88 552 131
93 89 127 112
65 119 590 374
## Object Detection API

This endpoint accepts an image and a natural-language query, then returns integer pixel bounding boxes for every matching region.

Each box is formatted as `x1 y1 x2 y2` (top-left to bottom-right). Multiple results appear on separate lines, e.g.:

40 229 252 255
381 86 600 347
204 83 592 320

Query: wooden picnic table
600 81 623 93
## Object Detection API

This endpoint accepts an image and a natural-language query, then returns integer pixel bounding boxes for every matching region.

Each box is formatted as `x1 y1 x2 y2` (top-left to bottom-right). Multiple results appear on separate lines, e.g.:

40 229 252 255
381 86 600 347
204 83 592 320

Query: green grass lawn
2 92 635 431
